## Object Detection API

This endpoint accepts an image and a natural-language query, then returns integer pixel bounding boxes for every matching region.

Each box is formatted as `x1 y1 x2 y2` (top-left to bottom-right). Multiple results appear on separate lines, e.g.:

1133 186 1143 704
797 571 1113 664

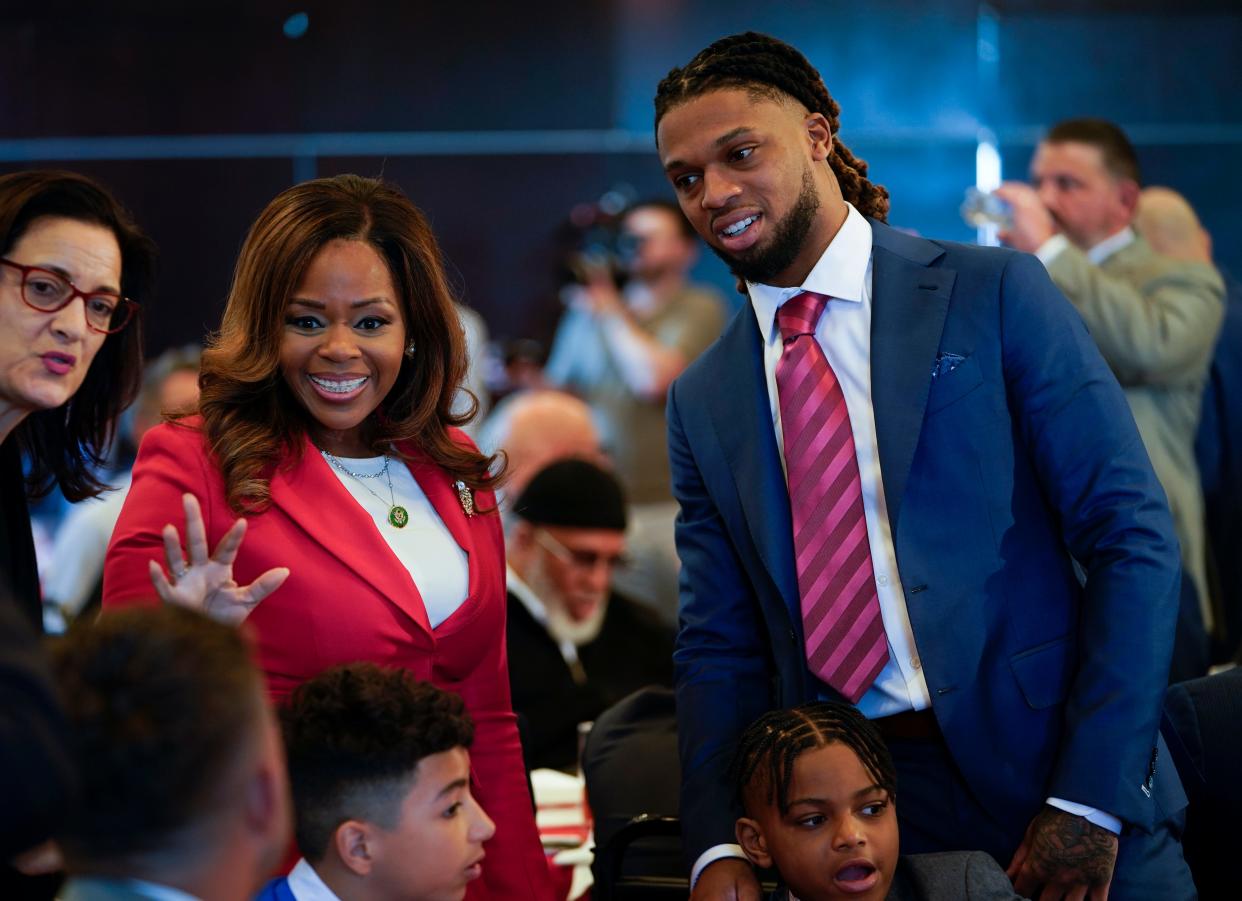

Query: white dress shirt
285 858 342 901
749 203 930 719
690 204 1118 889
321 452 469 629
1035 225 1135 268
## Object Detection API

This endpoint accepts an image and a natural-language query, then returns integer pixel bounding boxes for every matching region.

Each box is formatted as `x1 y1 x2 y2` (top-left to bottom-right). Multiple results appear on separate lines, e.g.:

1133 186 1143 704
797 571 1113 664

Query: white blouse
321 452 469 629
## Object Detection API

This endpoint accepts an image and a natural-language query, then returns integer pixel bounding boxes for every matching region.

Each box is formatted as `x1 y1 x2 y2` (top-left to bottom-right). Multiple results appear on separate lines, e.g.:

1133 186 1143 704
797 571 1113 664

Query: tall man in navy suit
654 33 1191 901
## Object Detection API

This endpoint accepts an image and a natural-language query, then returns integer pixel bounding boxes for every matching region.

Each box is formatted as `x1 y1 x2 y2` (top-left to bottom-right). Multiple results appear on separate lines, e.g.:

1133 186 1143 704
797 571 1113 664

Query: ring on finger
173 563 190 580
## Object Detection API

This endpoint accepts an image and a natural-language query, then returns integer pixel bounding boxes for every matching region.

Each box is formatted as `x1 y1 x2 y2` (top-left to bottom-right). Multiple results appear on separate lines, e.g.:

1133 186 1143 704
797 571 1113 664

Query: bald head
1135 186 1212 264
493 391 603 498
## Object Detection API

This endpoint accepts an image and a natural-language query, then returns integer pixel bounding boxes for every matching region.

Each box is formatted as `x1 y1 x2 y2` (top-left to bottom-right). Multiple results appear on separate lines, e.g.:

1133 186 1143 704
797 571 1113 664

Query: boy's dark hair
0 169 157 501
47 605 263 866
731 701 897 815
1045 117 1142 185
280 663 475 862
655 32 890 222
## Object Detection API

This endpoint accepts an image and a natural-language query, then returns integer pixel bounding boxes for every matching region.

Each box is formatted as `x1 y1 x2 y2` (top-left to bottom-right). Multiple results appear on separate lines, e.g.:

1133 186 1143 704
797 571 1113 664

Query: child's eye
797 814 826 828
861 801 887 817
442 801 462 819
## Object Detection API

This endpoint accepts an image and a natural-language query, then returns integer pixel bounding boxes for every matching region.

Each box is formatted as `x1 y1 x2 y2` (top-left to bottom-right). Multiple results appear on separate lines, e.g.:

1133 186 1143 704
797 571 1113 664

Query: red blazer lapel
268 437 434 638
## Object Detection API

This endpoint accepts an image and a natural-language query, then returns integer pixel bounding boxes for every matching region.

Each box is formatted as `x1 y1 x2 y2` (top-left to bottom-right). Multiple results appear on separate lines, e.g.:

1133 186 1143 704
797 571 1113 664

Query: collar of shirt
505 565 581 666
748 202 873 345
92 879 200 901
507 564 548 625
286 858 343 901
1086 225 1136 266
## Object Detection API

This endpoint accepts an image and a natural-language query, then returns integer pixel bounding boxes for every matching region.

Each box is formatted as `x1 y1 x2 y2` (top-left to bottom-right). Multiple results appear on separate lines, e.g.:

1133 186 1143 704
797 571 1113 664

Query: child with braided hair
732 702 1024 901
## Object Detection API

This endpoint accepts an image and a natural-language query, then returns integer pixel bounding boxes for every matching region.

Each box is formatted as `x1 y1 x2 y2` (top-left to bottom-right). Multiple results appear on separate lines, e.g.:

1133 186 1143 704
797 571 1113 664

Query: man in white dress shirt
997 118 1224 645
655 33 1191 901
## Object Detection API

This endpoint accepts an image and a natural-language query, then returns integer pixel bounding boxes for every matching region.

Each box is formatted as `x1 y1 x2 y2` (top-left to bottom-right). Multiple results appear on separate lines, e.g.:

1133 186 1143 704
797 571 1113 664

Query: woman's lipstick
41 351 76 375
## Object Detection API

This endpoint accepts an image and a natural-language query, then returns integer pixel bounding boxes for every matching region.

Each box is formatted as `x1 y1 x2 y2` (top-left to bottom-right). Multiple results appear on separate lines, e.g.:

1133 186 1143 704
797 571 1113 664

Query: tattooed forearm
1026 806 1119 886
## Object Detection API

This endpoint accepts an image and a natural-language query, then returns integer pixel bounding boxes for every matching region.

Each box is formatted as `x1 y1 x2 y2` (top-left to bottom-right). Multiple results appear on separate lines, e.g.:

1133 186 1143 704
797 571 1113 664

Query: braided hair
655 32 889 222
731 701 897 815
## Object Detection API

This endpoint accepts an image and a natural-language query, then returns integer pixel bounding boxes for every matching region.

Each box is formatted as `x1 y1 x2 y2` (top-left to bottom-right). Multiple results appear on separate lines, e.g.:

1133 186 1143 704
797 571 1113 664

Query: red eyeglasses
1 258 137 334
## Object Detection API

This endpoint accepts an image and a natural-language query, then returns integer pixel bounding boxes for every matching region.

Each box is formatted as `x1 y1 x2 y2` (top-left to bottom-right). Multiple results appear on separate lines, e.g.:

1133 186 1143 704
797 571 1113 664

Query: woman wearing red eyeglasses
0 169 155 633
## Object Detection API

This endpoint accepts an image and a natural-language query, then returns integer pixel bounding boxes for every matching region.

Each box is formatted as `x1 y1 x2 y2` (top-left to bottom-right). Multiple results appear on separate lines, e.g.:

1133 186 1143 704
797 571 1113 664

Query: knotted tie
775 291 888 703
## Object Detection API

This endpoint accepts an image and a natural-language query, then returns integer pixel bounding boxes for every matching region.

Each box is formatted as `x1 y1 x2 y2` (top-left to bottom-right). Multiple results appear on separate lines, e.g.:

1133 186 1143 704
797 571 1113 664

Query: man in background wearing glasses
504 457 674 772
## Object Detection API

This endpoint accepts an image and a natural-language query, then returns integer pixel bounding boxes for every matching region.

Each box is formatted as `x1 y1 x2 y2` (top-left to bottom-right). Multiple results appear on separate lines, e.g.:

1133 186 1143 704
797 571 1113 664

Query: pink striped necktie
775 291 888 703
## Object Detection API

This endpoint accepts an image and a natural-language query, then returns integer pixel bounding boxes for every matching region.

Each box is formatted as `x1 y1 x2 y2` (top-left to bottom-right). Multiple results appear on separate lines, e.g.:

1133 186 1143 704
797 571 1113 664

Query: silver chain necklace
322 450 410 529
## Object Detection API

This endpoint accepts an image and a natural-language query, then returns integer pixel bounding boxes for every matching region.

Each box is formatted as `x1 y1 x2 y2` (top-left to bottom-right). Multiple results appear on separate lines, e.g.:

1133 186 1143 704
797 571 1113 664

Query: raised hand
1007 805 1118 901
148 493 290 625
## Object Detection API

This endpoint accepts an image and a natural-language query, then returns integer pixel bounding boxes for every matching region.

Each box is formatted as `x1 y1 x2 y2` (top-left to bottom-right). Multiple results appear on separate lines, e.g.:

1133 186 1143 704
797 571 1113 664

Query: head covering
513 458 628 531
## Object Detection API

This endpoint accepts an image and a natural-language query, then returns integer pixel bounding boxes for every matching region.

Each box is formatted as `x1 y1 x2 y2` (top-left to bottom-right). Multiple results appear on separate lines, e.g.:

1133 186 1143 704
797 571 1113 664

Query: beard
525 554 609 648
710 167 820 285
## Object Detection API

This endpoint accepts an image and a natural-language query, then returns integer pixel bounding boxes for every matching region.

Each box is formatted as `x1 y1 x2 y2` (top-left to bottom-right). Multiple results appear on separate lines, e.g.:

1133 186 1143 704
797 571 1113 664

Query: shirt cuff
1034 234 1070 267
690 844 748 890
1046 797 1122 835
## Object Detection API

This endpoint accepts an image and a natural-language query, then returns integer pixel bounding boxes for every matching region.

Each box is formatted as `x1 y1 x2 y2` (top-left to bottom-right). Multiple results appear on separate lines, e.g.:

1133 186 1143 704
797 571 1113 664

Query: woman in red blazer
103 175 554 900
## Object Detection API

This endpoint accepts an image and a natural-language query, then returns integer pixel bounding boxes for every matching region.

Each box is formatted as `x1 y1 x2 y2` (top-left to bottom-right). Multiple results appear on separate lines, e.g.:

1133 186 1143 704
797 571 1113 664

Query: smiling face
0 216 120 434
657 88 844 287
737 742 898 901
368 747 496 901
278 239 406 457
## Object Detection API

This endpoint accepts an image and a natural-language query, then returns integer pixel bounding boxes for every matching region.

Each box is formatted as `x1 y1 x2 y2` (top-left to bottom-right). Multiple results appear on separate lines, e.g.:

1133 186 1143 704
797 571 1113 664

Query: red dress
104 419 555 900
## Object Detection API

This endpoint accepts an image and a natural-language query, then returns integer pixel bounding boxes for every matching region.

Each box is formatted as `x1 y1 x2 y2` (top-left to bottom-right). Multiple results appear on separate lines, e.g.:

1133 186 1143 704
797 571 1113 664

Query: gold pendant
454 480 475 516
388 505 409 528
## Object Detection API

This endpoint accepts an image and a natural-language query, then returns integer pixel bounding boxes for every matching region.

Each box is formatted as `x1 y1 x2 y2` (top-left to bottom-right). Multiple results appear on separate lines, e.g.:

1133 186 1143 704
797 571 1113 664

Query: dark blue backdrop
2 0 1239 352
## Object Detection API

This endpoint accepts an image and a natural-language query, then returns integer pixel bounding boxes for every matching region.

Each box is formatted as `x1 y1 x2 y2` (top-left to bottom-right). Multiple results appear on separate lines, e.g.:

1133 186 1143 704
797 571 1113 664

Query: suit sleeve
103 422 224 608
667 381 776 867
1001 251 1180 826
1046 245 1223 386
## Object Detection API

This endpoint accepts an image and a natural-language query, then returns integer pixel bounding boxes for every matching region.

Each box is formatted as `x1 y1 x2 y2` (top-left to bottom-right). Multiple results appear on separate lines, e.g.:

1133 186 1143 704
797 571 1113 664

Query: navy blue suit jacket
667 221 1186 864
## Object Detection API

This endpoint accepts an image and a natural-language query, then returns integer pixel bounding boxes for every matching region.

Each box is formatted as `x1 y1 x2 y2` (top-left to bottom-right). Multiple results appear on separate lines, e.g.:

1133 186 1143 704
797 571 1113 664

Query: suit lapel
269 437 433 637
868 222 955 532
704 308 800 618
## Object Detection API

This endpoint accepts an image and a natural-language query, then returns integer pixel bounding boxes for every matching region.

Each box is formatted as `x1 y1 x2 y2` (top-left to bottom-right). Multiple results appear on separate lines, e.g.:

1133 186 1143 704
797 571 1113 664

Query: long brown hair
0 169 156 501
197 174 499 514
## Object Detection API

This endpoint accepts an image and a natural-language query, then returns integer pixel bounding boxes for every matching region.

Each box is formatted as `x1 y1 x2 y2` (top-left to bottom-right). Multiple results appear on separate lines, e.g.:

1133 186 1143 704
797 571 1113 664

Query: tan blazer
1047 233 1224 619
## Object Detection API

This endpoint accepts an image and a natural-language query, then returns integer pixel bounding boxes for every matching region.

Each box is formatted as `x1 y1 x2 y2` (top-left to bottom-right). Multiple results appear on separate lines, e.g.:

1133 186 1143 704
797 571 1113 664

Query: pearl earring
405 341 416 358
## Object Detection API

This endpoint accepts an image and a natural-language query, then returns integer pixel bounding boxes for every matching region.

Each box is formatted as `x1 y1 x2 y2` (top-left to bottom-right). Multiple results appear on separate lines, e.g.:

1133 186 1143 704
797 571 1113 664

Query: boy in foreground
259 664 495 901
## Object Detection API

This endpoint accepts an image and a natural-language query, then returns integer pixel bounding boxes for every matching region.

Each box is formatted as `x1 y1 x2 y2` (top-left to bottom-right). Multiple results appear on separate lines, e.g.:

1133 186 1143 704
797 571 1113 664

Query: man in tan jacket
998 119 1224 640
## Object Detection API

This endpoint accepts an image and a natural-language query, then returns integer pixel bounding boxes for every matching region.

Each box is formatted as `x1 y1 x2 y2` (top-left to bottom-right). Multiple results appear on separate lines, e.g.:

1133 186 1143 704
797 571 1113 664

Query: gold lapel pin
454 479 475 517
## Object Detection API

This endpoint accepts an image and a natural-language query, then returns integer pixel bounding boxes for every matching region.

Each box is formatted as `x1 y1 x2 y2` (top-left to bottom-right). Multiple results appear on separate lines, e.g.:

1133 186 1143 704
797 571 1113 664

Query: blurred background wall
3 0 1239 358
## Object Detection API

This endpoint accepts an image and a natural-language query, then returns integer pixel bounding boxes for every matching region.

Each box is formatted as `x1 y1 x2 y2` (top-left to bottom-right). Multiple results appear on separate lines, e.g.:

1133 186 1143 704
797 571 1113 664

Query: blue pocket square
932 352 966 379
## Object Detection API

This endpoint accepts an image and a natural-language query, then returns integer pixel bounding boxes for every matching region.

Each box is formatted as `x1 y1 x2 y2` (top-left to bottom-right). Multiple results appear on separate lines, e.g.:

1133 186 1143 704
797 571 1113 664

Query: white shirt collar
1087 225 1135 266
88 879 199 901
286 858 342 901
748 202 874 346
506 564 548 625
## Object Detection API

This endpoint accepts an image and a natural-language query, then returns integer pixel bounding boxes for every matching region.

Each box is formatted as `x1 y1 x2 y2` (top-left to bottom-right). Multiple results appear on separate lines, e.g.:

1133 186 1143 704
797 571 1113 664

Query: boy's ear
334 820 377 876
735 817 773 869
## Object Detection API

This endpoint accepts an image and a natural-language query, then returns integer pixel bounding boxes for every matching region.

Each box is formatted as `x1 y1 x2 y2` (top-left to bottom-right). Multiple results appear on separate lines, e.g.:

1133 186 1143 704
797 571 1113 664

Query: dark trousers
887 732 1196 901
